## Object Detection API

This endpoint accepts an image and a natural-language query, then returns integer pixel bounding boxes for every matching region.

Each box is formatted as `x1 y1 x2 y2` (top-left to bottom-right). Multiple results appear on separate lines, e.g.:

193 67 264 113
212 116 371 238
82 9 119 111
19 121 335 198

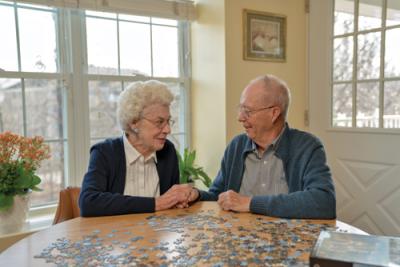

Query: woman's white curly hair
117 80 174 132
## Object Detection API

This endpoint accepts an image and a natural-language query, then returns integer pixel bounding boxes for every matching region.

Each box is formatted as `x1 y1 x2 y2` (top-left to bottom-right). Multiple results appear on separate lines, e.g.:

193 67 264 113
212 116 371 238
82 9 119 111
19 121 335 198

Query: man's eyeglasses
142 117 175 129
237 105 275 119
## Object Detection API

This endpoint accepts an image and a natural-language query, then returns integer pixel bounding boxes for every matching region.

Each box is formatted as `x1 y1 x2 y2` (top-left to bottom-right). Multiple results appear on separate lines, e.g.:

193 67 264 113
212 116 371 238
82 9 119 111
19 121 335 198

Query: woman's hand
155 184 194 211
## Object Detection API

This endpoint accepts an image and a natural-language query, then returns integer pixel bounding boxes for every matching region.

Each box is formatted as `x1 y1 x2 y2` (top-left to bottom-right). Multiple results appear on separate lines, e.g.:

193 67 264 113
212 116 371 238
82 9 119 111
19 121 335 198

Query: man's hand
188 187 200 202
175 185 200 208
155 184 194 211
217 190 251 212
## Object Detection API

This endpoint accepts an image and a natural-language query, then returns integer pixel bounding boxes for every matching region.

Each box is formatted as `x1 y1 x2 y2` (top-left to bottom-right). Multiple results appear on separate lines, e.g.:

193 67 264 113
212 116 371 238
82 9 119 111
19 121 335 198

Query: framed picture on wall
243 9 286 62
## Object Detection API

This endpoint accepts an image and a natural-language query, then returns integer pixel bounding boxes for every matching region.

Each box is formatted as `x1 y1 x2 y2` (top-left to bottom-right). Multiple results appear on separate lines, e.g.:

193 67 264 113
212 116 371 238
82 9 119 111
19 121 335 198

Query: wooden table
0 201 365 266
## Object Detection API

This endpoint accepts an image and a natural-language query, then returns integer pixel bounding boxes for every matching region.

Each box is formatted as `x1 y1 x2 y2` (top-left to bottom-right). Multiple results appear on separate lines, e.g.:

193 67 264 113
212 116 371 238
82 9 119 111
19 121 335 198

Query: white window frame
331 0 400 130
0 2 70 212
0 1 192 213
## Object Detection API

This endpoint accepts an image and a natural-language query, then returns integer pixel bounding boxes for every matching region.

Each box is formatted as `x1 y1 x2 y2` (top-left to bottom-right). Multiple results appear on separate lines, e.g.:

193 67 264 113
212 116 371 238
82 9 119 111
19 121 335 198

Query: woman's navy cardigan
79 137 179 217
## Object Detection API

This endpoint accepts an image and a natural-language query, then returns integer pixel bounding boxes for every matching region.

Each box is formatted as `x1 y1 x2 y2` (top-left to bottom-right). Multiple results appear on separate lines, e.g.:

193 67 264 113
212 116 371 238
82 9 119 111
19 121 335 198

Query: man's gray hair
252 74 291 120
117 80 174 132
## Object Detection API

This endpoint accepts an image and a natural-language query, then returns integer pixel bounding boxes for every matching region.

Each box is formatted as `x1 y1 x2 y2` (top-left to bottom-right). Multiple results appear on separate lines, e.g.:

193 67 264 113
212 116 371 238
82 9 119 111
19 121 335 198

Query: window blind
14 0 196 20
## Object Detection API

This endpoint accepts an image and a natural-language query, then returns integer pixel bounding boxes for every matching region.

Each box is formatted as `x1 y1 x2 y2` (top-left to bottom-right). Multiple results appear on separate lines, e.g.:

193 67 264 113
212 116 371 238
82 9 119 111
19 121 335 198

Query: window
332 0 400 128
0 1 191 208
85 11 187 146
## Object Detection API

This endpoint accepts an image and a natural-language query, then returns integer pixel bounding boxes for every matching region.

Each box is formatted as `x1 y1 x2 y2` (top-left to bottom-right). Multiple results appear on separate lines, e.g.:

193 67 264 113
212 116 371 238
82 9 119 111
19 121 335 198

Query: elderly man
188 74 336 219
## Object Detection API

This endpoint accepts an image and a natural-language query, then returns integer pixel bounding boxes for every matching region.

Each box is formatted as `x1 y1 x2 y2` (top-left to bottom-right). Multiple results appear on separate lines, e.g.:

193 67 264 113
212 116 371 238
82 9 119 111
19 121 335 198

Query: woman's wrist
189 188 201 203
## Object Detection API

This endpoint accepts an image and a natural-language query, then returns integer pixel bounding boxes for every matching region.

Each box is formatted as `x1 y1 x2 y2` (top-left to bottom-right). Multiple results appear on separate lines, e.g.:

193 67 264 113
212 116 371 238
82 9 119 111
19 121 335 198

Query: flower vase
0 194 30 235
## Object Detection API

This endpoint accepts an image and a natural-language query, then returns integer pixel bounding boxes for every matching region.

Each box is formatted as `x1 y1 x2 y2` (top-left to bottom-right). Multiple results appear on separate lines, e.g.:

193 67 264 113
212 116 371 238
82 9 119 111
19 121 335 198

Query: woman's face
131 103 172 156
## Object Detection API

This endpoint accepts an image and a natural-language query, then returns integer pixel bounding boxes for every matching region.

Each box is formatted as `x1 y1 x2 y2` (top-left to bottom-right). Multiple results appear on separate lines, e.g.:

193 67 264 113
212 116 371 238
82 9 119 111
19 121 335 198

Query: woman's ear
130 120 140 134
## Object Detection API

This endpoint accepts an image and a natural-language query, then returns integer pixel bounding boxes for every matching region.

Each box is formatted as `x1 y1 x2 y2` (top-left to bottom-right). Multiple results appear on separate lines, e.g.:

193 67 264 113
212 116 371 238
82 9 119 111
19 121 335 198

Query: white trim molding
15 0 197 20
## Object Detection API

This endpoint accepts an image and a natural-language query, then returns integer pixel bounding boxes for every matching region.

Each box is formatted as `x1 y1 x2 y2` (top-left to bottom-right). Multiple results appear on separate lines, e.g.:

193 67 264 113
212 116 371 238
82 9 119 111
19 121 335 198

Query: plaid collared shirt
239 126 288 197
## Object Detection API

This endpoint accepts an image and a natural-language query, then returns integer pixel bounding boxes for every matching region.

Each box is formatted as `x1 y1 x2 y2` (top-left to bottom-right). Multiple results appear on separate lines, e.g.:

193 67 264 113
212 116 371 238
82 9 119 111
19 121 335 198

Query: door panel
309 0 400 236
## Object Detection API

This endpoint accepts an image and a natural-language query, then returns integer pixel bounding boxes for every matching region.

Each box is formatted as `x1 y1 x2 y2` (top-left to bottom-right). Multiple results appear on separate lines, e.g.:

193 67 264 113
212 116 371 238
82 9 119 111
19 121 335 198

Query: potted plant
177 148 212 188
0 131 50 234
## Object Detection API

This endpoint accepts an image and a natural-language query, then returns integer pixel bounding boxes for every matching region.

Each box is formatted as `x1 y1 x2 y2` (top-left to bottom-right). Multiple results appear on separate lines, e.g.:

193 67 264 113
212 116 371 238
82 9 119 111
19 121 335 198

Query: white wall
191 0 226 182
191 0 307 179
225 0 308 142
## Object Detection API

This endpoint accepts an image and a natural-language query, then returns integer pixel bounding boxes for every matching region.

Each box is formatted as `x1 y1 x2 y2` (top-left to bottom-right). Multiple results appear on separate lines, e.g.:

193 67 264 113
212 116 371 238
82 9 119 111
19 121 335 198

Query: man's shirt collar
249 124 287 154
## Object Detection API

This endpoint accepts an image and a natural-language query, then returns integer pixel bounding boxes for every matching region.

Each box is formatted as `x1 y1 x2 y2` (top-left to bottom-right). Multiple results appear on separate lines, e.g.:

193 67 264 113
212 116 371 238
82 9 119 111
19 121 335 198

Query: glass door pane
356 82 379 128
333 83 353 127
385 28 400 77
357 32 381 80
358 0 382 31
386 0 400 27
333 37 353 81
384 81 400 128
334 0 354 35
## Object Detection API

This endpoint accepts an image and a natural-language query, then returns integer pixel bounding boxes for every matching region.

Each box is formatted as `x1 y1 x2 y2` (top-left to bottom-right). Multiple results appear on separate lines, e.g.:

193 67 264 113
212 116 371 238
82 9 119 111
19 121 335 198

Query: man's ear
271 107 281 124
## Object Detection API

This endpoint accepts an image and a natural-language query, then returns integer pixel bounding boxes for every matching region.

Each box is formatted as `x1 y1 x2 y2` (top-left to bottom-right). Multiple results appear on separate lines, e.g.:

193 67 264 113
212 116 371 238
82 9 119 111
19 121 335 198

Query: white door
309 0 400 236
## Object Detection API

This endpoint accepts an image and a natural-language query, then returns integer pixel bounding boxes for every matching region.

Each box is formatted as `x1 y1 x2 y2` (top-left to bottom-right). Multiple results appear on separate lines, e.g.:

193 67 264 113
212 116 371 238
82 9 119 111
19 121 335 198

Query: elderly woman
79 80 191 216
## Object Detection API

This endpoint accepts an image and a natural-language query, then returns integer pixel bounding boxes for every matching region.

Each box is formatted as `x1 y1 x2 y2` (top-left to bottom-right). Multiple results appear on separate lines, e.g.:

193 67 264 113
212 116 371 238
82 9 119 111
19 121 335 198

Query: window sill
0 212 54 253
326 127 400 135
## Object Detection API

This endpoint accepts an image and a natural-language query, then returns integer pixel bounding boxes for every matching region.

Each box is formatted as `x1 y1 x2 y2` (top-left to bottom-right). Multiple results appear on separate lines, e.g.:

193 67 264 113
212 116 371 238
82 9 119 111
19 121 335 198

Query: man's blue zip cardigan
79 137 179 217
199 125 336 219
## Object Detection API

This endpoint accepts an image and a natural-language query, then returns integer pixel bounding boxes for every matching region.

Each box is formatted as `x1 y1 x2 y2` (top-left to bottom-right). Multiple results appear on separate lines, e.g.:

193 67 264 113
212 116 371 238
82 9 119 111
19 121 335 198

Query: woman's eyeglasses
142 117 175 129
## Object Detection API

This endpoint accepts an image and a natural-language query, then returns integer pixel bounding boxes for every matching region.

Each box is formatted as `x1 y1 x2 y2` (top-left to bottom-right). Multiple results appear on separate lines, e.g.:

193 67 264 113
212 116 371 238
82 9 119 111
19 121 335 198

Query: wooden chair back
52 186 81 225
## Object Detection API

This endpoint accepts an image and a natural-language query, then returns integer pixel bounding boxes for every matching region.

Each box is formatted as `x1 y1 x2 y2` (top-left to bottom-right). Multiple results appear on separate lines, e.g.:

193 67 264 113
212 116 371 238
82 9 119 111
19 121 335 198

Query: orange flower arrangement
0 131 51 211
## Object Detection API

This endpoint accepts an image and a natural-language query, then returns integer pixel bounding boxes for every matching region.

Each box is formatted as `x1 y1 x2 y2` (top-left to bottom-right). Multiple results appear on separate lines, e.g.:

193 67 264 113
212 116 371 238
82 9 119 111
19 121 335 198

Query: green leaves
15 164 32 188
197 169 212 188
31 175 42 191
0 161 42 211
177 148 212 188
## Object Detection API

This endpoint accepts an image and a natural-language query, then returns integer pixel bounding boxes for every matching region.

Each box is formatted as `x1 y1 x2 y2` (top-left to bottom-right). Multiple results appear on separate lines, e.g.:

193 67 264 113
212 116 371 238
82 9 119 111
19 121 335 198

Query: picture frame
243 9 286 62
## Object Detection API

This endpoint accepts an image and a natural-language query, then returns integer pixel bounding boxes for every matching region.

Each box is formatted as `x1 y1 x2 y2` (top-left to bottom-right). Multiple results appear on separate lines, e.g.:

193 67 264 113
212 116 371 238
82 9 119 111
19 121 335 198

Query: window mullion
379 0 388 128
117 15 121 75
86 74 184 83
57 9 71 187
13 4 28 136
21 78 27 136
150 19 154 77
13 1 22 72
178 21 191 150
68 9 91 187
352 0 359 128
0 71 63 79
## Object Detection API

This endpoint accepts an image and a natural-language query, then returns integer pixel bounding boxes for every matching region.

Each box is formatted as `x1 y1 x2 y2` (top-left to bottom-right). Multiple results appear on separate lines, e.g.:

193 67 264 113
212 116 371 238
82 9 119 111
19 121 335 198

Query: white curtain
14 0 196 20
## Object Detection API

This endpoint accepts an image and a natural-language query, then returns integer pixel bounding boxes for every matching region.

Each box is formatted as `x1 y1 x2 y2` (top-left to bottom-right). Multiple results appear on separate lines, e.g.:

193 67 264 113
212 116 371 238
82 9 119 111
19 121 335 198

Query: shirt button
261 183 266 187
263 161 267 164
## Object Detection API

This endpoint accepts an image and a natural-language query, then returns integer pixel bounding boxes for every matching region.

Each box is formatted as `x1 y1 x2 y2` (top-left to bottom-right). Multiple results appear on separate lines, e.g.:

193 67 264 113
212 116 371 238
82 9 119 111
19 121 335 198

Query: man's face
237 81 280 144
